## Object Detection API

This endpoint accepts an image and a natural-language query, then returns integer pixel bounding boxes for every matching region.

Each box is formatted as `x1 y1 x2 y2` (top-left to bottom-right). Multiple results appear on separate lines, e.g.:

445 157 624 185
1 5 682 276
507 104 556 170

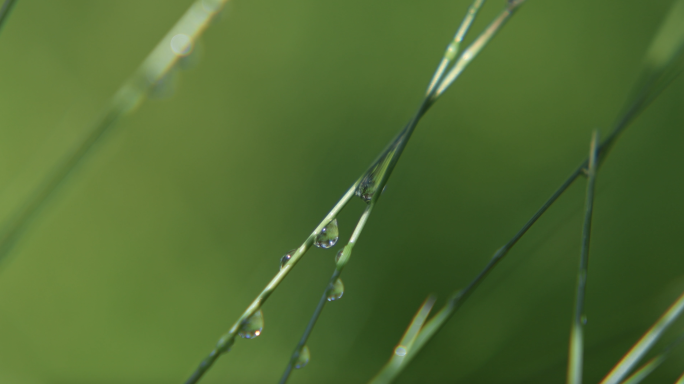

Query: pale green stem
425 0 486 95
600 291 684 384
567 131 600 384
620 332 684 384
368 295 437 384
434 0 526 98
675 370 684 384
620 355 665 384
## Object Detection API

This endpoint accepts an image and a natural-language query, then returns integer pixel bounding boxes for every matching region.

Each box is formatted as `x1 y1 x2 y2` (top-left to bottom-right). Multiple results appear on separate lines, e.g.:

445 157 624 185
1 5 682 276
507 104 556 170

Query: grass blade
0 0 229 265
619 333 684 384
368 295 437 384
599 291 684 384
567 131 600 384
434 0 526 98
425 0 486 95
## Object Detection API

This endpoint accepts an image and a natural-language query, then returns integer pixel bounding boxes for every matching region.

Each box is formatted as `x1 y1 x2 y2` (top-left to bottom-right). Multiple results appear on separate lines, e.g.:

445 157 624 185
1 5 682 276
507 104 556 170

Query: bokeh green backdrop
0 0 683 383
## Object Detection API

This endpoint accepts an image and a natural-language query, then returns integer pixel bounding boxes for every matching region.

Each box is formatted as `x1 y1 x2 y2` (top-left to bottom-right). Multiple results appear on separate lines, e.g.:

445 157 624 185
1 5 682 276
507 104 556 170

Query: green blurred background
0 0 683 383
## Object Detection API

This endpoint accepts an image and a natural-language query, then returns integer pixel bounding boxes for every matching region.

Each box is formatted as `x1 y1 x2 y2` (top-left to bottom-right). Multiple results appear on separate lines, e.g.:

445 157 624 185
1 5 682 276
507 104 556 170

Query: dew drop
170 33 193 56
314 219 339 249
327 278 344 301
238 309 264 339
394 346 407 357
356 169 380 203
280 249 296 270
356 153 391 203
295 345 311 369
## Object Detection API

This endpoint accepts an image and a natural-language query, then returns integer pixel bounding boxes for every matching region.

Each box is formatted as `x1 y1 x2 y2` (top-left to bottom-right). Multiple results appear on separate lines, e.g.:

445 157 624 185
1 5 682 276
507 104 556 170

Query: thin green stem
567 131 600 384
0 0 17 34
368 296 437 384
184 180 360 384
278 203 374 384
434 0 527 98
425 0 486 95
0 0 230 267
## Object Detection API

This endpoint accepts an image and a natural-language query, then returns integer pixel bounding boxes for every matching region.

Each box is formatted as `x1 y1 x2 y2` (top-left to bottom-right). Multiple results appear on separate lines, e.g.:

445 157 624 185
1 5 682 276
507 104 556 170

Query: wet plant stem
184 181 360 384
567 131 600 384
278 203 374 384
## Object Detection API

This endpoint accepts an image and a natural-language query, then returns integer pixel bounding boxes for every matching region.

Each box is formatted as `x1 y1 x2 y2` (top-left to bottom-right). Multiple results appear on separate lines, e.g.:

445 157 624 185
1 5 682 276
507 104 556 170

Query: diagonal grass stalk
599 291 684 384
619 333 684 384
370 1 684 381
0 0 17 35
368 296 437 384
185 1 528 382
0 0 229 266
567 131 600 384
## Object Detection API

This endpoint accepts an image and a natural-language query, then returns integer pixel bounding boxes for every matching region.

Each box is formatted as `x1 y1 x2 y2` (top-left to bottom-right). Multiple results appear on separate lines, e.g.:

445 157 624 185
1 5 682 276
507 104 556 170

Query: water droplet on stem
280 249 296 270
238 309 264 339
314 219 339 249
295 345 310 369
327 278 344 301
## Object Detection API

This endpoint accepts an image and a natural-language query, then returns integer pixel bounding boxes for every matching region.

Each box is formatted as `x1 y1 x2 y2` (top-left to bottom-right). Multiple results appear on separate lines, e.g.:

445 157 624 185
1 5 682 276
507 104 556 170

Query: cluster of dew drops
237 216 352 369
237 189 375 370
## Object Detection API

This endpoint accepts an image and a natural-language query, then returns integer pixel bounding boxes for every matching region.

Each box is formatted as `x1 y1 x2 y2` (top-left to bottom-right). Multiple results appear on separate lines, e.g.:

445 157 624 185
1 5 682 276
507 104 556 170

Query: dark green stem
567 131 600 384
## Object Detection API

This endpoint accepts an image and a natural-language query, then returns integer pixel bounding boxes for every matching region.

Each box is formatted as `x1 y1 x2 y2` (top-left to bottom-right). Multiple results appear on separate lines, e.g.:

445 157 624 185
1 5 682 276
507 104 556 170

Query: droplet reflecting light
238 309 264 339
314 219 339 249
326 278 344 301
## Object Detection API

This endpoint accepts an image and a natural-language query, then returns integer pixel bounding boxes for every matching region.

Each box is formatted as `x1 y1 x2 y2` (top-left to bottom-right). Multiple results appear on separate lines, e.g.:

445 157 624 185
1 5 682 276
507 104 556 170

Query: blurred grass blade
0 0 17 35
619 355 666 384
599 291 684 384
567 131 600 384
0 0 229 264
368 295 437 384
601 0 684 157
675 371 684 384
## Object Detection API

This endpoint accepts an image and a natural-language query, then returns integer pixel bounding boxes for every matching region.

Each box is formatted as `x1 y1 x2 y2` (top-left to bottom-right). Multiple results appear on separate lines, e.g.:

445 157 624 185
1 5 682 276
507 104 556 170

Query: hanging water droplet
294 345 311 369
356 167 380 203
327 278 344 301
394 346 407 357
581 315 587 325
356 147 394 203
280 249 297 270
238 309 264 339
314 219 339 249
